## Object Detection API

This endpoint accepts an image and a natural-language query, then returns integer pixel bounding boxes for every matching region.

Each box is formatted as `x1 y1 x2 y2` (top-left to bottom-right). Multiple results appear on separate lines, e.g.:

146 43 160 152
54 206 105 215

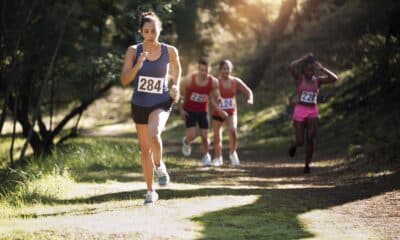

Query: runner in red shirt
211 60 253 167
180 59 221 166
288 53 338 173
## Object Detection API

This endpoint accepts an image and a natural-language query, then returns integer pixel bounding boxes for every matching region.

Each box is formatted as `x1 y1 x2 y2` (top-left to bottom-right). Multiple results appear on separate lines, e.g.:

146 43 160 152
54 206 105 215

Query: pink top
296 76 321 106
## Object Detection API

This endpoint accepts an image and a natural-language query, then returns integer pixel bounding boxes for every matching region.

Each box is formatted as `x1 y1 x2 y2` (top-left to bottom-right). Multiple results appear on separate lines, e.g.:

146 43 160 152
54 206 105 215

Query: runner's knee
139 145 151 159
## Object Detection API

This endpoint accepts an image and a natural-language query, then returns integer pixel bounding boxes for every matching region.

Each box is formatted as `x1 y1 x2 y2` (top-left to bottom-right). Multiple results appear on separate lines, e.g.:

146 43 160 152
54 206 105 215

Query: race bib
219 98 234 109
300 91 317 104
190 92 208 103
138 75 164 94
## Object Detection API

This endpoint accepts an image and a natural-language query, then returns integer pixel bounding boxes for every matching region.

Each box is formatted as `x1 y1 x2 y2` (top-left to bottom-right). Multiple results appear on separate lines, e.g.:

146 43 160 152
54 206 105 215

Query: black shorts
211 115 226 122
185 110 209 129
131 98 173 124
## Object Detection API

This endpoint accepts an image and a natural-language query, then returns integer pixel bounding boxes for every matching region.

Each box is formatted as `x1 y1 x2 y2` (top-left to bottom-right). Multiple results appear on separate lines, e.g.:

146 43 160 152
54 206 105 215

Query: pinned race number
300 91 317 104
219 98 234 109
138 75 164 94
190 92 208 103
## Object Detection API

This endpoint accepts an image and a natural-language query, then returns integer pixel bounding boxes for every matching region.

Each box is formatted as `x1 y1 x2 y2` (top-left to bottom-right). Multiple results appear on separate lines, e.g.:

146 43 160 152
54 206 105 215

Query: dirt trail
1 195 258 240
1 124 399 239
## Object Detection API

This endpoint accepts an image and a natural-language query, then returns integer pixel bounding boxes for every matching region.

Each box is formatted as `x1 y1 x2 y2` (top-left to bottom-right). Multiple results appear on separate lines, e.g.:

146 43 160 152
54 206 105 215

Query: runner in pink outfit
288 53 338 173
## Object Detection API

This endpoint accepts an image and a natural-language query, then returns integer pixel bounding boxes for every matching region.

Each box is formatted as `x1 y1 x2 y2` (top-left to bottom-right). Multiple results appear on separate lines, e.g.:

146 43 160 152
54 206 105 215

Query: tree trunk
0 74 9 135
18 6 73 160
248 0 297 88
9 95 18 167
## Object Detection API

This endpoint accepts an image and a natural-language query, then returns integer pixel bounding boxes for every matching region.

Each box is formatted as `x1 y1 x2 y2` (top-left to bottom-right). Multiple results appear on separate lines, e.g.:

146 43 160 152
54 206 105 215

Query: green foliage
241 0 400 164
0 138 140 206
0 0 180 156
171 0 275 72
53 138 140 172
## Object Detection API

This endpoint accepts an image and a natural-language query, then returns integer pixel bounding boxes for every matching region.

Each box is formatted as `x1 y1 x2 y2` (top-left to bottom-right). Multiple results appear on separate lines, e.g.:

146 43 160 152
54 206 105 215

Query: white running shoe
144 191 159 205
155 162 170 186
181 137 191 157
202 153 212 166
212 157 223 167
230 151 240 166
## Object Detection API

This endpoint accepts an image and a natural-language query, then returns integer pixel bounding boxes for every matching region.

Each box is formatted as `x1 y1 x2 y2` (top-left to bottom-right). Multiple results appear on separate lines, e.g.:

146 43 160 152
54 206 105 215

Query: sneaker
181 137 191 157
230 151 240 166
144 191 159 205
155 162 170 186
202 153 212 166
303 165 310 174
288 146 296 157
212 157 223 167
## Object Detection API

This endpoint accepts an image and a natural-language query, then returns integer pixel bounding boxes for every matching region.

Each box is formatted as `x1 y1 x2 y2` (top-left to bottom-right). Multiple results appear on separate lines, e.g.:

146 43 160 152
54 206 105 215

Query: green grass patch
0 137 142 208
0 135 202 211
192 192 315 240
0 137 27 169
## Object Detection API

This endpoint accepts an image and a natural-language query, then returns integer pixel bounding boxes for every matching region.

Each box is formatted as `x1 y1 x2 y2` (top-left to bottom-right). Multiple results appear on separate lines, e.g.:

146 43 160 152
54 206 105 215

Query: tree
171 0 274 73
247 0 298 88
0 0 176 161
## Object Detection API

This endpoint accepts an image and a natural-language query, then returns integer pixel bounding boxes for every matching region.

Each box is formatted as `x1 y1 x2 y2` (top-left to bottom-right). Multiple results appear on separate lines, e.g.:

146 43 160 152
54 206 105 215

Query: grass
192 193 315 240
0 119 399 239
0 135 201 215
1 66 398 240
0 138 142 208
0 137 27 169
0 1 399 238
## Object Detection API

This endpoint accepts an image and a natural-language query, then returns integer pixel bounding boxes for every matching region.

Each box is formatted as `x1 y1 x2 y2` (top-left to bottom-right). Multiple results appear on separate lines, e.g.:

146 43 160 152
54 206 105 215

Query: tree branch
37 113 49 139
53 82 113 140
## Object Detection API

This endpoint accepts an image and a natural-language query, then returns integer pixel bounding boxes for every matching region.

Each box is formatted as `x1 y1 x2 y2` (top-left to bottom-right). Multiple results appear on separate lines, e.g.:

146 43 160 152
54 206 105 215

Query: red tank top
213 77 237 116
296 76 320 105
183 74 213 112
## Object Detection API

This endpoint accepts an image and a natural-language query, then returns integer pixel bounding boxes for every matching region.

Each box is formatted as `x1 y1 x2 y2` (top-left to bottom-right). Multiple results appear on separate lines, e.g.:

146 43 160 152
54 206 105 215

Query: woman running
211 59 253 167
121 12 181 205
288 53 337 173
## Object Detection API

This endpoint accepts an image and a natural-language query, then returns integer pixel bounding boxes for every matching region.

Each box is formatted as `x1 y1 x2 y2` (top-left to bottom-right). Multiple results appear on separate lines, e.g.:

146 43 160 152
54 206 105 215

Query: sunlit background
1 0 399 239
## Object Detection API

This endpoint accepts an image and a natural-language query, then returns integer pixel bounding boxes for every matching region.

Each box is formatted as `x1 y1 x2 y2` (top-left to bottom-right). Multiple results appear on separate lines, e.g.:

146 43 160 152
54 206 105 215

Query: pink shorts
292 104 319 122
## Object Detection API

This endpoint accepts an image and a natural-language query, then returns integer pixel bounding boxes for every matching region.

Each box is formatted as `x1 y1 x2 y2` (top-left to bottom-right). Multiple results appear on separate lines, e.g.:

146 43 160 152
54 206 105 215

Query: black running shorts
131 98 173 124
211 115 226 122
184 110 209 129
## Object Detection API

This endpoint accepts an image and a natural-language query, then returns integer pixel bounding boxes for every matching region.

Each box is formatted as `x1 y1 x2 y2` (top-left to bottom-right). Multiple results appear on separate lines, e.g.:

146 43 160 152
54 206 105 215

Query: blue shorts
184 110 209 129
